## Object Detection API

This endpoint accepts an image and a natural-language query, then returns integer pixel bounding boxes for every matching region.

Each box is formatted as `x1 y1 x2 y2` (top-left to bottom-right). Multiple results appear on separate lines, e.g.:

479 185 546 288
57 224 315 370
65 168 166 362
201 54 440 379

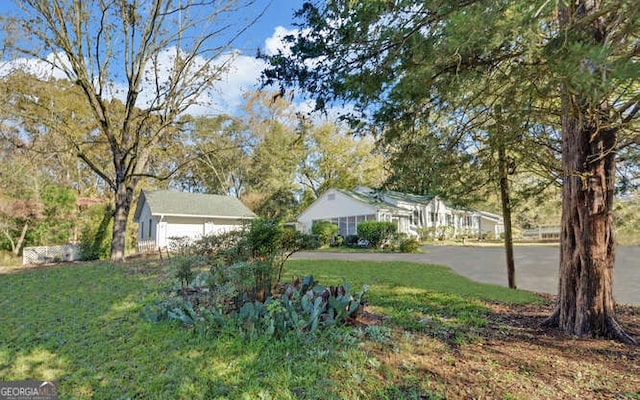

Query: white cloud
264 26 298 56
207 53 268 114
0 27 322 118
0 52 68 80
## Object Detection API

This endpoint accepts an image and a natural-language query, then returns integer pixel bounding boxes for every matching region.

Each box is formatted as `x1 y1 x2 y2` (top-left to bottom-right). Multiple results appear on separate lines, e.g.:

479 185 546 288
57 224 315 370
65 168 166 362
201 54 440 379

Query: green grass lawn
0 258 547 399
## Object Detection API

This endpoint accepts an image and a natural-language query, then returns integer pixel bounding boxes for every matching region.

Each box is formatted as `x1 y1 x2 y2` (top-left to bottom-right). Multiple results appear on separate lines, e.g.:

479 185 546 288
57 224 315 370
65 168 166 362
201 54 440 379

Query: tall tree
540 0 640 344
170 114 250 196
299 121 386 198
263 0 640 342
237 90 303 220
3 0 261 262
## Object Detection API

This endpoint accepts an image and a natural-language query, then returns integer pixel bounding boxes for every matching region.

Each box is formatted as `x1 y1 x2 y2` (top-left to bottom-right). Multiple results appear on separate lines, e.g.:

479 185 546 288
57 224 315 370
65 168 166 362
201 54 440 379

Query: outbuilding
133 190 256 252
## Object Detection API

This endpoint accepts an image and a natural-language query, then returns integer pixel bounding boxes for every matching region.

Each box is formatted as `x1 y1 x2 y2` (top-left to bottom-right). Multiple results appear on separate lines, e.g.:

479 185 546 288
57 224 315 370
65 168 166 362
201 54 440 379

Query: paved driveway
293 245 640 305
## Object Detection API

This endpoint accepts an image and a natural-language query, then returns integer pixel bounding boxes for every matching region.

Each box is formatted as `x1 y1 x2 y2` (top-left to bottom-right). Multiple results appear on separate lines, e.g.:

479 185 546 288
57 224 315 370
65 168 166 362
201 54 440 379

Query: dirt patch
366 296 640 399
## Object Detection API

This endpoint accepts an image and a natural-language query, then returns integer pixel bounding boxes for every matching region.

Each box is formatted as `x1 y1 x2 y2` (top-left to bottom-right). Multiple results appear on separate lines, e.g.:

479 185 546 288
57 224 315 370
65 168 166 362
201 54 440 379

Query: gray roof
134 190 256 220
335 188 409 213
380 190 435 204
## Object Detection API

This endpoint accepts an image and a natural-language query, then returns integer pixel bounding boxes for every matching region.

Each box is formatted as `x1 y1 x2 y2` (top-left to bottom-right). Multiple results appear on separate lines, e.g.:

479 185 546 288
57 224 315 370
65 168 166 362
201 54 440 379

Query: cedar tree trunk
542 0 637 345
543 95 636 344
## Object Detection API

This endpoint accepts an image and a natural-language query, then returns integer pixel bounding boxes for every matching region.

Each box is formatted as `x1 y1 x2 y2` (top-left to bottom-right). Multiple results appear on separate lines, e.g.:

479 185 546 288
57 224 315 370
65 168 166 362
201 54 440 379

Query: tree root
540 305 560 329
606 315 638 345
540 305 637 345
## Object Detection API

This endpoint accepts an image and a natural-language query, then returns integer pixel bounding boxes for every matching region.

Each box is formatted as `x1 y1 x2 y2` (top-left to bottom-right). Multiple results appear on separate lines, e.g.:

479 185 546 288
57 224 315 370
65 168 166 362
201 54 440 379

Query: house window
339 218 347 236
429 212 436 223
140 221 144 238
149 219 152 238
327 193 335 201
348 216 356 235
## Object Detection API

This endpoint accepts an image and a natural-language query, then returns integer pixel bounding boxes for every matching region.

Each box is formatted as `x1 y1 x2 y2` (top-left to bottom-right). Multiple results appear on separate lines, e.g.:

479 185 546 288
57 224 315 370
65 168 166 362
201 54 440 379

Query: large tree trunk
110 182 134 263
543 95 636 344
542 0 637 345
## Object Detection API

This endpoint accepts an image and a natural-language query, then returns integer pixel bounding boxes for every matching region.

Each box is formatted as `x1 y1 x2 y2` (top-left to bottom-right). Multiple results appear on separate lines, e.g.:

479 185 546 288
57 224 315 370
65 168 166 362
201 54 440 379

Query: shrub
143 218 361 339
344 235 359 246
171 255 205 290
181 219 317 304
331 235 344 247
78 205 113 260
357 221 397 248
416 227 436 242
143 273 368 340
435 225 454 241
312 221 338 247
399 238 421 253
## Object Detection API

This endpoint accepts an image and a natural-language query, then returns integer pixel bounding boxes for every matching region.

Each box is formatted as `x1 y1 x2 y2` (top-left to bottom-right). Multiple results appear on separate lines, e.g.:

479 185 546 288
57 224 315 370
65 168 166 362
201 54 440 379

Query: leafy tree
78 204 113 261
298 120 386 198
0 197 44 255
3 0 263 262
173 114 250 196
242 91 303 205
37 184 77 245
263 0 640 343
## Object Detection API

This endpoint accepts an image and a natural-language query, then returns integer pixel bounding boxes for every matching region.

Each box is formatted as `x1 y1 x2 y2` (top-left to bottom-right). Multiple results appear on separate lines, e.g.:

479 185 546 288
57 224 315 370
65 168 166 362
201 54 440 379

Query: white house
133 190 256 252
297 186 503 239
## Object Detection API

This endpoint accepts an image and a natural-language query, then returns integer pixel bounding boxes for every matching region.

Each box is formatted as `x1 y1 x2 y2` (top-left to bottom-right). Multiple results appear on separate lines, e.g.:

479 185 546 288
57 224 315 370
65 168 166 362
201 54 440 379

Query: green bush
399 238 421 253
143 218 356 339
311 221 338 247
171 255 205 290
78 205 113 260
344 235 359 246
416 227 435 242
357 221 397 248
331 235 344 247
179 218 317 304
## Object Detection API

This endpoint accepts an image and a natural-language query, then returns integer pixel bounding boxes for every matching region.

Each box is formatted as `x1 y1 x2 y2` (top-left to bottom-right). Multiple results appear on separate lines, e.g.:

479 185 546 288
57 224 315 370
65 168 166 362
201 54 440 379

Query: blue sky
0 1 310 116
235 1 306 53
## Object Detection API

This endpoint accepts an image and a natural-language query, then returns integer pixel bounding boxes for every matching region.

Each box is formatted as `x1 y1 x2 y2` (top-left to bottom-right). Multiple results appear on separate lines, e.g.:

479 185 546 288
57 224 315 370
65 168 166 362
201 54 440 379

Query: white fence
23 244 81 265
137 240 159 253
522 226 561 240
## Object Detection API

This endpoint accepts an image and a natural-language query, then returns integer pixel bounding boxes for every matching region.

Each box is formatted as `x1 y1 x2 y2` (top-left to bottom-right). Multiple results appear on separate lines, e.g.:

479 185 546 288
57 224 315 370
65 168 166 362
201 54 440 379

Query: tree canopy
263 0 640 343
2 0 263 261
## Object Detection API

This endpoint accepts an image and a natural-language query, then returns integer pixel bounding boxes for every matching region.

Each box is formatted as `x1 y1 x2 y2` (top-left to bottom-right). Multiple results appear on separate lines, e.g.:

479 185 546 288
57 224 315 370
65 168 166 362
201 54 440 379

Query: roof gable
134 190 256 220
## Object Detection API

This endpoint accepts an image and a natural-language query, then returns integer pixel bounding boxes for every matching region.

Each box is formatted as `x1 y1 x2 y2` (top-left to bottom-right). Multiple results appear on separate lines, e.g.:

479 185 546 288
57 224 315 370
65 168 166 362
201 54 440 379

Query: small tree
199 218 317 302
0 198 44 256
357 221 396 248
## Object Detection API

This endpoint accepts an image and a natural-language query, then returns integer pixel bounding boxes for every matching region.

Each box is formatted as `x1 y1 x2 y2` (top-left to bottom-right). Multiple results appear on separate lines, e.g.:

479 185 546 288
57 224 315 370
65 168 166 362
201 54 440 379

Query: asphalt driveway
293 245 640 305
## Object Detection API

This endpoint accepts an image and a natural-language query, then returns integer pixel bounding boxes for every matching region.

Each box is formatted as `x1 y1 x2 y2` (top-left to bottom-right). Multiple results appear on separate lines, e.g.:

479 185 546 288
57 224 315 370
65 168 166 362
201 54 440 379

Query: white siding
297 189 378 233
204 218 247 236
137 202 154 243
166 219 204 239
159 216 247 248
